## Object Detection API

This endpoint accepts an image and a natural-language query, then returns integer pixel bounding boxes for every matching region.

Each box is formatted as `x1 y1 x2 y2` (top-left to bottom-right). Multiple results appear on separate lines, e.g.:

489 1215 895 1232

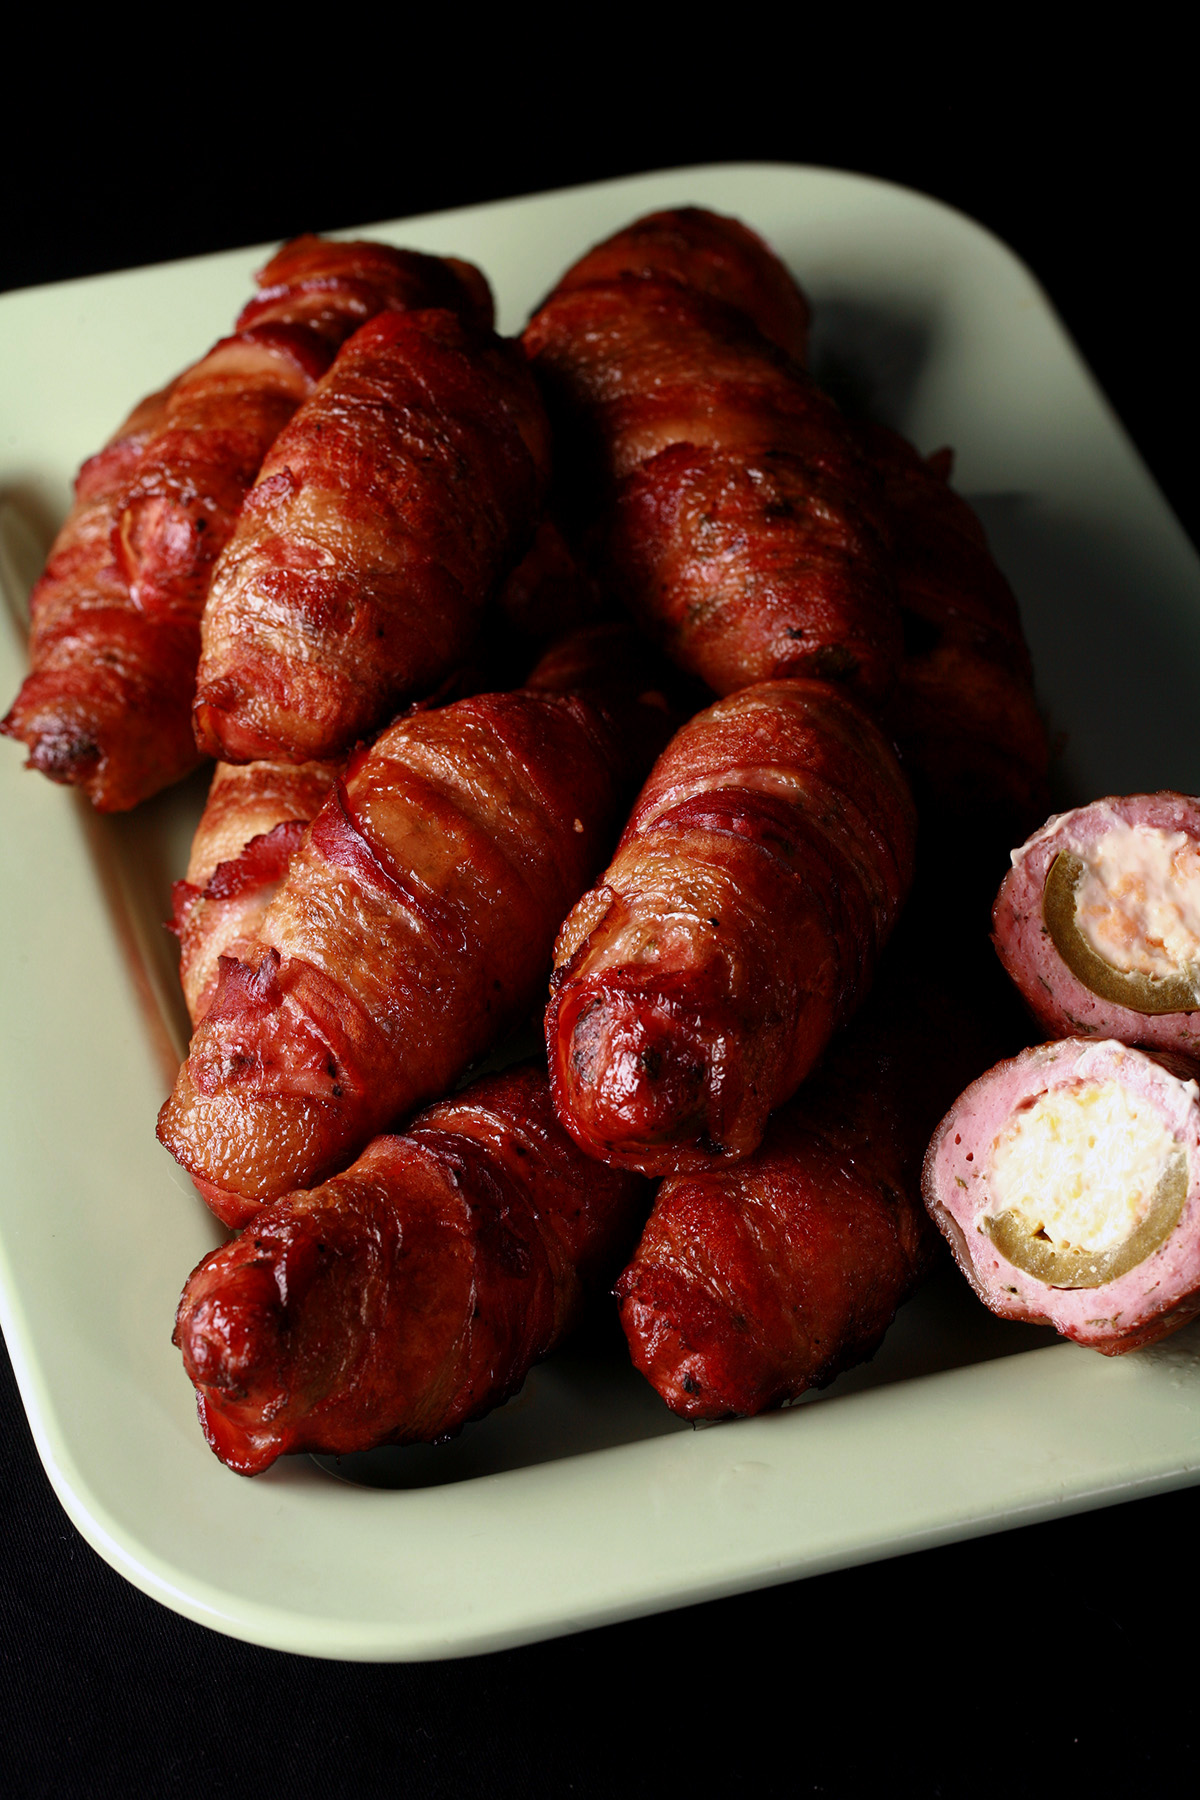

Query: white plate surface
4 163 1200 1662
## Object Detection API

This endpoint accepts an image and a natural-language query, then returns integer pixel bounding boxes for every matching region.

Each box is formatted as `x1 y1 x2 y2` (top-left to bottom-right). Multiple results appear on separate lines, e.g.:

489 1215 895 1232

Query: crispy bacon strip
233 233 493 341
192 308 552 764
2 238 492 810
174 1063 649 1475
523 209 899 703
546 677 916 1177
171 758 341 1023
158 630 674 1223
546 206 811 363
0 385 195 809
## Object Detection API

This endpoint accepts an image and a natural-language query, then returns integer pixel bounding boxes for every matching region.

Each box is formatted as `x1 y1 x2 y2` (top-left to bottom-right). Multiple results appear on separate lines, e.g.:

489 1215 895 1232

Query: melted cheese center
987 1080 1177 1254
1074 824 1200 978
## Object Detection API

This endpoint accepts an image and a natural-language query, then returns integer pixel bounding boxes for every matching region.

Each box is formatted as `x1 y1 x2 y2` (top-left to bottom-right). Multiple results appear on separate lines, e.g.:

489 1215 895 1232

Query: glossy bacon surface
546 677 917 1176
858 423 1049 842
616 922 1007 1417
193 309 553 764
174 1064 649 1474
172 758 341 1023
234 234 494 342
546 206 811 363
117 240 493 656
523 211 899 704
159 634 674 1222
2 332 312 811
3 237 492 810
0 385 198 810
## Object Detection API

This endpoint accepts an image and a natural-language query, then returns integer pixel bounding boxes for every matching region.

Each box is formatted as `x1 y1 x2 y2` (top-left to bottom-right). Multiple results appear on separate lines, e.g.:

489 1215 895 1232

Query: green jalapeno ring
982 1145 1188 1288
1042 851 1200 1016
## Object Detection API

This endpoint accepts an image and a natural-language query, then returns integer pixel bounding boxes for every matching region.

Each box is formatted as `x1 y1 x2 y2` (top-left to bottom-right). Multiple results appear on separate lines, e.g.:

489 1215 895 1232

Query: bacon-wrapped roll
171 758 341 1024
116 242 492 668
158 630 674 1223
170 605 634 1029
853 423 1049 845
620 1102 932 1420
615 924 1006 1416
923 1036 1200 1354
192 308 553 765
992 793 1200 1055
174 1064 649 1475
2 237 492 810
232 233 493 342
523 211 899 705
0 384 193 810
4 317 324 812
546 677 917 1177
545 206 811 363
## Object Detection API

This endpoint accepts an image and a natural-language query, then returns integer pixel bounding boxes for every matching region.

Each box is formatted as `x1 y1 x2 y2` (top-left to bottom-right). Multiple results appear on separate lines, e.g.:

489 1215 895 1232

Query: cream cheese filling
1072 823 1200 980
987 1079 1177 1255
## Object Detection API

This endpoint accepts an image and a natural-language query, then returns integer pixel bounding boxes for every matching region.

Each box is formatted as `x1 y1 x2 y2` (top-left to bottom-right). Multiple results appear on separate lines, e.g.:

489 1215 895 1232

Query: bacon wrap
0 386 200 810
619 1110 931 1419
3 237 492 810
523 212 899 704
852 423 1049 842
546 678 917 1176
158 643 674 1222
192 308 553 765
616 917 1011 1417
992 793 1200 1054
546 206 811 363
233 233 494 342
114 324 331 619
923 1037 1200 1354
173 1064 650 1475
171 758 341 1023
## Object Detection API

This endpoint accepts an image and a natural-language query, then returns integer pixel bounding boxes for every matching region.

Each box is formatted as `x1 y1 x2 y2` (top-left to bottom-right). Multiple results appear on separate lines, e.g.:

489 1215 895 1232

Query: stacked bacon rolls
2 236 496 809
522 209 1052 1419
8 206 1060 1468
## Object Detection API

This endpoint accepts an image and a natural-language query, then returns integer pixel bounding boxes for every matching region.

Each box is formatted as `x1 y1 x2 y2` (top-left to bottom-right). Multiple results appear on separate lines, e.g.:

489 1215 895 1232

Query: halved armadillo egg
992 793 1200 1053
922 1036 1200 1352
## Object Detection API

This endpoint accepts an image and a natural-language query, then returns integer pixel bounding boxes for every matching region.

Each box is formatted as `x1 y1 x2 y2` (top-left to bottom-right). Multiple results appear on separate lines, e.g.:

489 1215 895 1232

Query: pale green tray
3 163 1199 1661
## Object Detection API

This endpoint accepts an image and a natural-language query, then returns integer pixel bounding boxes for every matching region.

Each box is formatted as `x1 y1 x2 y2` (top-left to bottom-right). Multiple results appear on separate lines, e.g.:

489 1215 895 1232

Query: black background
2 36 1195 1798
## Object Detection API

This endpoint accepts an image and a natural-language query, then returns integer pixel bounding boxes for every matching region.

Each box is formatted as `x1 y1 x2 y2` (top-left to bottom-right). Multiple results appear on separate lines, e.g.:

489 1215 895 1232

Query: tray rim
5 158 1200 1662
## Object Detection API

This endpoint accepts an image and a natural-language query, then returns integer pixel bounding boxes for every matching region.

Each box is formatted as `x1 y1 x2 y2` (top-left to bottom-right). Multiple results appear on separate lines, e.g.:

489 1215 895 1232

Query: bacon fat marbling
172 758 342 1023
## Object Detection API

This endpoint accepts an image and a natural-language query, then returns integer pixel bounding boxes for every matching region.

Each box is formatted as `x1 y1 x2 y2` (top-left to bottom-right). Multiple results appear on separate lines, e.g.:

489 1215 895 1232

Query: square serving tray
4 162 1200 1661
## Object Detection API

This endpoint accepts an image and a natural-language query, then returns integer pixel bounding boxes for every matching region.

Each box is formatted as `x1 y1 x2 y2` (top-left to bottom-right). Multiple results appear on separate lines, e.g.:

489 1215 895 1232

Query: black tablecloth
3 45 1195 1796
